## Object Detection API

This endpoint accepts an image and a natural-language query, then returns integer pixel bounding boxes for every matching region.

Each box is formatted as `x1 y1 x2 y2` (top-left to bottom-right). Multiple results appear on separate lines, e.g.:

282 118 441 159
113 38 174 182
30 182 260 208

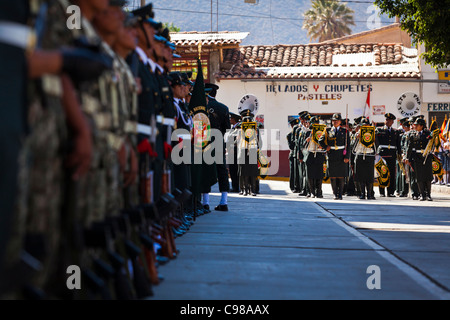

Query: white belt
156 115 175 126
137 123 154 136
379 145 396 150
415 149 424 154
0 22 36 50
177 134 191 140
332 146 345 150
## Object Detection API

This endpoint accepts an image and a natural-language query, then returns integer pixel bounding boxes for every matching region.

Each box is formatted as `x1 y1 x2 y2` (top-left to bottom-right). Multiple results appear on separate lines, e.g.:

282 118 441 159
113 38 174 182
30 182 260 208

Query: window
172 55 209 82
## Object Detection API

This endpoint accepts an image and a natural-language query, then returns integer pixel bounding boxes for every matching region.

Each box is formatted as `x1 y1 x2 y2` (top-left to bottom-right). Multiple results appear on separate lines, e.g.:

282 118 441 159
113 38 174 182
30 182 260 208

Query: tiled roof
170 31 249 47
217 43 420 80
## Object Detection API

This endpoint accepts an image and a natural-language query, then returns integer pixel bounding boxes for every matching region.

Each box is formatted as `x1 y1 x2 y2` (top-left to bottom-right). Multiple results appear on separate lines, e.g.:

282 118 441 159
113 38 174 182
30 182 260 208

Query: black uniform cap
414 118 426 126
360 117 370 125
331 113 342 121
230 112 241 121
385 113 396 120
240 109 254 118
168 72 186 86
289 117 299 125
110 0 127 6
309 116 320 124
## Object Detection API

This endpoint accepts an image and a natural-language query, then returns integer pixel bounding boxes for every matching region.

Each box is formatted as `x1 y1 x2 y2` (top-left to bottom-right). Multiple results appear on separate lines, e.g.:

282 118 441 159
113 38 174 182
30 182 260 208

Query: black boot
316 179 323 198
359 183 365 199
307 179 315 198
330 178 338 199
337 178 344 200
367 183 375 200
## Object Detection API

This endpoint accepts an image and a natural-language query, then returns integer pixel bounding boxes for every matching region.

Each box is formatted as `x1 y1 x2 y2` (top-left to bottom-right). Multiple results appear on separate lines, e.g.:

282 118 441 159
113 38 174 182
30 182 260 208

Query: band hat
309 116 320 124
331 113 342 121
168 72 186 86
123 13 139 27
110 0 127 6
131 3 162 30
230 112 241 120
240 109 254 118
298 110 308 117
385 113 396 120
414 118 426 126
289 117 299 125
360 117 370 125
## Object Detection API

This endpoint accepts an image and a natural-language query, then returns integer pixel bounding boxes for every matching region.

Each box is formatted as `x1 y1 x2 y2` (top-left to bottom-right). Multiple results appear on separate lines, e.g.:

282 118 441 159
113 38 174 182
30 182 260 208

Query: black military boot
330 179 338 200
316 179 323 198
367 183 375 200
337 178 344 200
359 186 366 200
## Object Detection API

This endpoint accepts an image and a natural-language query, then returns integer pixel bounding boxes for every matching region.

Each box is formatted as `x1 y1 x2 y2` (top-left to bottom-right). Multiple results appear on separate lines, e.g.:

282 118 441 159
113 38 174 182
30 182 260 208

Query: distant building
170 31 249 83
319 22 412 48
171 24 448 177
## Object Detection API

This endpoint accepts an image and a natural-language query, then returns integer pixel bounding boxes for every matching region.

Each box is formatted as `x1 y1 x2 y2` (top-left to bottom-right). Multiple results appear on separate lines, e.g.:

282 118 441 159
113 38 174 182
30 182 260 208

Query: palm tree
303 0 355 42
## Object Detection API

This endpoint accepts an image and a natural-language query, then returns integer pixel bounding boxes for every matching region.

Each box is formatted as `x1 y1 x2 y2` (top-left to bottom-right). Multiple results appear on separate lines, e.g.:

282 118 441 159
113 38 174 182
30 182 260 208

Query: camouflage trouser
26 101 64 289
3 99 65 295
105 148 122 219
4 138 31 271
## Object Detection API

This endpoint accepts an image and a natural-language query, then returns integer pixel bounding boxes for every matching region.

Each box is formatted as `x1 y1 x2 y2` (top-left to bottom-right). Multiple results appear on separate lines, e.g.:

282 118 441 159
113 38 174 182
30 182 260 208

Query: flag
375 158 390 188
363 90 371 120
188 59 217 196
431 154 444 179
443 116 449 139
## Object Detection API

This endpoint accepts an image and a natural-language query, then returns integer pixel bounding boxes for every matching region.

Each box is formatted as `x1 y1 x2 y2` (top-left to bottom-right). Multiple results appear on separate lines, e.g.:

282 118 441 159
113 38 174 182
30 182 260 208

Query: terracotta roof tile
217 43 420 80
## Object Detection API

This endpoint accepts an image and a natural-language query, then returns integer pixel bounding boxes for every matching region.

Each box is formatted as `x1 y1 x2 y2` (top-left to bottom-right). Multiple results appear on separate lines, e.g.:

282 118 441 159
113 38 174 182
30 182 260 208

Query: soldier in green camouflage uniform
113 14 140 209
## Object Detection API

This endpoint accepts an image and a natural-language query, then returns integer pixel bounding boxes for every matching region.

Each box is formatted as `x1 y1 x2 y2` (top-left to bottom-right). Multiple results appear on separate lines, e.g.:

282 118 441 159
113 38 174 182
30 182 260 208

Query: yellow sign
438 70 450 80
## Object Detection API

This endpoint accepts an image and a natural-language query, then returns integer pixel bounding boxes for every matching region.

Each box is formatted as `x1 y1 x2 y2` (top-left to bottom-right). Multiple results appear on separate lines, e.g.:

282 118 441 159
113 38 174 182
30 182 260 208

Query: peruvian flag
364 89 371 121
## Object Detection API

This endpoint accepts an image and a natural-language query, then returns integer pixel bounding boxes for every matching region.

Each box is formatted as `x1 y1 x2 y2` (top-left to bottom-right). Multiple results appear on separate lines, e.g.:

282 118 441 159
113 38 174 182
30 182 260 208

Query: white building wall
419 45 450 113
216 79 421 151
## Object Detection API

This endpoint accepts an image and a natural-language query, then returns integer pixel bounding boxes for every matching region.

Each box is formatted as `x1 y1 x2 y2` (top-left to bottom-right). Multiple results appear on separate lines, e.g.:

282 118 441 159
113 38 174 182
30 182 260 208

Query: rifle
83 222 135 300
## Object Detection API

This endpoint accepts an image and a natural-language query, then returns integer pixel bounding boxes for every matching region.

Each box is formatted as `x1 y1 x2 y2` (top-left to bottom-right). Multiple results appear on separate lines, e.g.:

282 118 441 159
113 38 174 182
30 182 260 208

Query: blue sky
128 0 396 45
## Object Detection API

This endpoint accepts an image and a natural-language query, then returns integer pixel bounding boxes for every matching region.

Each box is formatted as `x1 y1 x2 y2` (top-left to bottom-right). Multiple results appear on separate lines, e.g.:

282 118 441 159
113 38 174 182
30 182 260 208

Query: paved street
152 180 450 300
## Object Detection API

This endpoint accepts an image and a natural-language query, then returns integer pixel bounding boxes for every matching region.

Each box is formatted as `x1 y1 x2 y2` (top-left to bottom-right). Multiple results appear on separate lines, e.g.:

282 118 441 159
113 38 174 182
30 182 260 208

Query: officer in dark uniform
353 117 376 200
295 112 310 196
405 116 421 199
228 112 242 193
318 113 350 200
168 72 192 194
287 117 300 192
397 117 410 197
131 4 163 204
298 116 325 198
237 109 260 196
153 27 178 195
205 83 231 211
375 113 401 197
405 118 434 201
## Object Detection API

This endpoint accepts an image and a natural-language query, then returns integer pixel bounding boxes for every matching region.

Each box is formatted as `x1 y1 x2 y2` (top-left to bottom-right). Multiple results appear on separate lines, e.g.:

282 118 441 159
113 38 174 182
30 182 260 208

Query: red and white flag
364 90 371 120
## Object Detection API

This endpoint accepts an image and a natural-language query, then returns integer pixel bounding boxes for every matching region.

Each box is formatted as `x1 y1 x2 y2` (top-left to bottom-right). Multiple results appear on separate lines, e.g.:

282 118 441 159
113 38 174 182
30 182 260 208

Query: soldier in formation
0 1 218 300
288 111 439 202
318 113 350 200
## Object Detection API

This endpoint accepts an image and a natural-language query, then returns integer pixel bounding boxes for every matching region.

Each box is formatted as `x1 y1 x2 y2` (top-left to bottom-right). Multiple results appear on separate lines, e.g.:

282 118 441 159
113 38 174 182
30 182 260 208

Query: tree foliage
374 0 450 68
163 22 181 32
303 0 355 42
